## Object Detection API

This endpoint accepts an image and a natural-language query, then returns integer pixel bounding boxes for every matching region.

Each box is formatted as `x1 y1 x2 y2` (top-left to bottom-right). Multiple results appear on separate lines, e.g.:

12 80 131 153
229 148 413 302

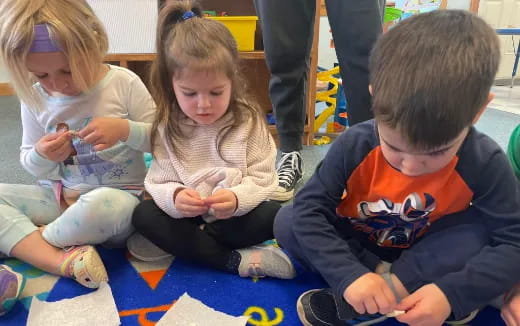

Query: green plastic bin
384 7 403 23
508 124 520 180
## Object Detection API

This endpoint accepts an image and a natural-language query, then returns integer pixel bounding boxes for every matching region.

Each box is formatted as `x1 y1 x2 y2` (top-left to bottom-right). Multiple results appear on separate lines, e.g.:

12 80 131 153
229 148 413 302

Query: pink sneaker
59 246 108 288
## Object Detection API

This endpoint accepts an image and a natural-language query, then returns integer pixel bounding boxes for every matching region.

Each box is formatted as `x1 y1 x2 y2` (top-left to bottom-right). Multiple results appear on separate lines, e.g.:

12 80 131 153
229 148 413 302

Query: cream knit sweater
145 112 278 220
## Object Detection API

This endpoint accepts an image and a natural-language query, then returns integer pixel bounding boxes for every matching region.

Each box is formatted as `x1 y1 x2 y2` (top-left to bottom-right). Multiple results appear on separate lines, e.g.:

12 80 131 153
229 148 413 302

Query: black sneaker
270 151 303 201
296 289 388 326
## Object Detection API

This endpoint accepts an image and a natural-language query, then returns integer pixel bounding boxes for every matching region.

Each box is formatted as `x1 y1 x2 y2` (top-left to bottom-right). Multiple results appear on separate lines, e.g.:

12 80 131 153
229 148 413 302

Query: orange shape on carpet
140 270 167 290
120 302 175 326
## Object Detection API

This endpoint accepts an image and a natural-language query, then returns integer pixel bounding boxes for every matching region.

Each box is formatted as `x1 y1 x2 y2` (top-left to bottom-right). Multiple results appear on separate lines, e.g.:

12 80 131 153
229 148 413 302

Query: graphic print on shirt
52 120 127 184
336 146 474 249
72 140 118 183
351 192 436 248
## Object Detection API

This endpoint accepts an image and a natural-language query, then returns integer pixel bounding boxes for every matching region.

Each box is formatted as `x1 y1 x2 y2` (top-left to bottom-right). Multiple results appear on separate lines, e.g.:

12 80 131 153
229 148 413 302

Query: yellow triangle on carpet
20 273 59 299
140 269 167 290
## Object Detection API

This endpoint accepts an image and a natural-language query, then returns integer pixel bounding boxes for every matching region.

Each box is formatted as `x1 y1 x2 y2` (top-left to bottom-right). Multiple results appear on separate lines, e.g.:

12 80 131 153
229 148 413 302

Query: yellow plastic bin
208 16 258 52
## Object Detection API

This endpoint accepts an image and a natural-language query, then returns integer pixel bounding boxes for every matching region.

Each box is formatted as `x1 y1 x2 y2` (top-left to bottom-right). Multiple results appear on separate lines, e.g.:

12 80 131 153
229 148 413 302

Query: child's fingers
210 202 235 218
43 132 72 152
513 312 520 326
501 311 515 326
181 189 202 201
395 309 417 324
55 138 73 156
179 200 206 211
347 298 366 315
382 282 397 313
396 314 425 326
209 201 232 209
204 192 228 204
395 298 421 324
175 190 207 216
38 140 72 162
42 131 66 142
179 205 207 216
81 131 102 145
93 143 110 151
78 124 95 139
363 297 379 315
395 293 417 312
502 307 520 326
182 196 205 207
57 130 73 141
176 201 208 217
374 288 396 315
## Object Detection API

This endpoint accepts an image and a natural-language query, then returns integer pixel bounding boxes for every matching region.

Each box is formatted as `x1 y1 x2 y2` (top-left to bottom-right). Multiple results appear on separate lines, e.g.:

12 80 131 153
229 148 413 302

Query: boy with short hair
274 10 520 325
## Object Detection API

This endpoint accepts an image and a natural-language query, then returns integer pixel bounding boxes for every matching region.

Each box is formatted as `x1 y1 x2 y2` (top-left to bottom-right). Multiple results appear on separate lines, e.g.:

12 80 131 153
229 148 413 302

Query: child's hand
35 130 74 162
396 283 451 326
344 272 397 315
78 117 129 151
204 189 237 219
501 283 520 326
174 188 208 217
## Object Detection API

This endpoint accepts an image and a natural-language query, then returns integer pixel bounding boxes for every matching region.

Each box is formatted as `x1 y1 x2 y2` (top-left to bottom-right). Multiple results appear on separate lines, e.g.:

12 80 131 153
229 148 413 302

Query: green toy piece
508 124 520 180
384 7 403 23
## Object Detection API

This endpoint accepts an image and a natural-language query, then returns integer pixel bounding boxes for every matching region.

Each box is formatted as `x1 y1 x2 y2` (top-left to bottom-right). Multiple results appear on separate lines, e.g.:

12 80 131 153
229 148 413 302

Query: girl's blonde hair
150 0 269 159
0 0 108 111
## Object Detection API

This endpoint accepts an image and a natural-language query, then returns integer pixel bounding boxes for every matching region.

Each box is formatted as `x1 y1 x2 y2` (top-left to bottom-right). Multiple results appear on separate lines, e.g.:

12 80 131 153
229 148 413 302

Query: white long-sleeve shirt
145 112 277 220
20 65 155 192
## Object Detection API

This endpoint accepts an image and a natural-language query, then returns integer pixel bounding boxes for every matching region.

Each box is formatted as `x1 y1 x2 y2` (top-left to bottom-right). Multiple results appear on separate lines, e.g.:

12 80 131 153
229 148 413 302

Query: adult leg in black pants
131 200 295 279
254 0 383 202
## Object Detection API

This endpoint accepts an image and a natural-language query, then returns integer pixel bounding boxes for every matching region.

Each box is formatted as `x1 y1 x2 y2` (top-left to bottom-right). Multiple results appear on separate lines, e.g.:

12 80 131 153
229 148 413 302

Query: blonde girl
128 1 295 279
0 0 155 290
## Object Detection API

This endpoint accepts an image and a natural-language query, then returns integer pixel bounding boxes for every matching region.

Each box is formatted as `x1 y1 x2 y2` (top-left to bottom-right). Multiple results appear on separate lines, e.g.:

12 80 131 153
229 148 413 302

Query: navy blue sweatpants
274 204 488 318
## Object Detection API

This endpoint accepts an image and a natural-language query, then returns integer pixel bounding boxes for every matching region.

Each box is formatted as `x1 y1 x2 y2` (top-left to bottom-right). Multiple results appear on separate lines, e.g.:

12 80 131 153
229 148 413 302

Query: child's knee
131 200 155 230
80 187 139 228
0 184 10 200
273 204 295 247
0 205 39 254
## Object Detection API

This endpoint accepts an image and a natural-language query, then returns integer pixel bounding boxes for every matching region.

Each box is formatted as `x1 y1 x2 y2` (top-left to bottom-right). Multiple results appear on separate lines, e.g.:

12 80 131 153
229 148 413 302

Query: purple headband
30 24 60 53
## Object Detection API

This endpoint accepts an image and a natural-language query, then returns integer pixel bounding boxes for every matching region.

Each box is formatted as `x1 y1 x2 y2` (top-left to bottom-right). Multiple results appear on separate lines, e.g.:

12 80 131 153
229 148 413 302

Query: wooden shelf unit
0 0 319 145
106 0 318 146
0 83 12 96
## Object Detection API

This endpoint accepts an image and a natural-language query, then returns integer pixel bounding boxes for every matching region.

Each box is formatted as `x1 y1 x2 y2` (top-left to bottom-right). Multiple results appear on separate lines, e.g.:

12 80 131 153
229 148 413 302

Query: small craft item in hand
56 122 80 138
56 122 78 159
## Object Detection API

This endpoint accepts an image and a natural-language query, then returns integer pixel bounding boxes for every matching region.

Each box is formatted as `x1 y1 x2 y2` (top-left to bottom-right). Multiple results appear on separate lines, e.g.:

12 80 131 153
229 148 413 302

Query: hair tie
30 24 61 53
182 11 196 20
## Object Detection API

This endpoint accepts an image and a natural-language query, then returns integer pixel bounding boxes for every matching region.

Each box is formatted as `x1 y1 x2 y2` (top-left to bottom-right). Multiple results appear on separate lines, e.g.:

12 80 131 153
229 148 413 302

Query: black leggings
132 200 280 271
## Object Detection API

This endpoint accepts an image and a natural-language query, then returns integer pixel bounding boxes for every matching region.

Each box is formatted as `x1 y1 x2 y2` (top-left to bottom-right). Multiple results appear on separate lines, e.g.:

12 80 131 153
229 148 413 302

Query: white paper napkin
156 292 249 326
27 282 120 326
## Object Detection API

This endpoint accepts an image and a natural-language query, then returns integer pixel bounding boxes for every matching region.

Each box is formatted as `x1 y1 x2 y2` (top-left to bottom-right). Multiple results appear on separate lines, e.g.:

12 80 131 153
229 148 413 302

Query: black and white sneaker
297 288 388 326
270 151 303 202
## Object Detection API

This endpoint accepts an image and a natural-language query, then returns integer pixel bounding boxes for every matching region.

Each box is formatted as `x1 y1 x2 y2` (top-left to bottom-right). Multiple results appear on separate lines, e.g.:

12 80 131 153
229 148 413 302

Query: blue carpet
0 247 507 325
